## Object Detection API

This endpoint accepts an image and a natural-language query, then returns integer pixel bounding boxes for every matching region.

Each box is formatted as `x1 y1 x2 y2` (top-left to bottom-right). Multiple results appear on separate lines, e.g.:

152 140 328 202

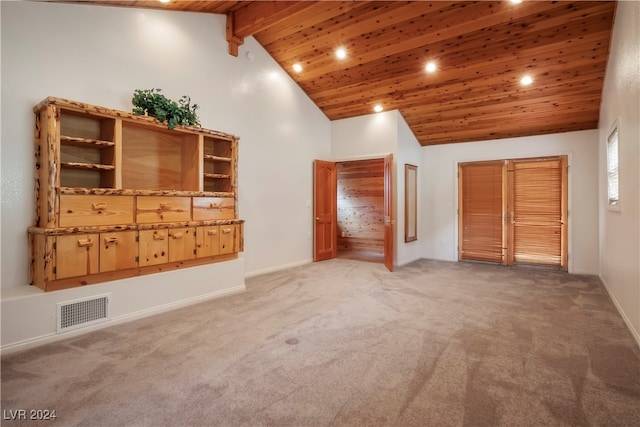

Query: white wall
597 0 640 343
396 113 423 266
1 2 330 350
421 130 600 275
330 110 423 267
331 111 397 160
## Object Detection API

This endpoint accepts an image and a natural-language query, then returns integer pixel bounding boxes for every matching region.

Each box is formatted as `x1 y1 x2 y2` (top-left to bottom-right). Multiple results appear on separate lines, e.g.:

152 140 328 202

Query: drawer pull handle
209 203 221 209
207 230 218 236
222 228 232 234
170 232 184 239
77 238 94 247
104 237 119 245
92 202 107 211
160 203 172 210
153 233 166 241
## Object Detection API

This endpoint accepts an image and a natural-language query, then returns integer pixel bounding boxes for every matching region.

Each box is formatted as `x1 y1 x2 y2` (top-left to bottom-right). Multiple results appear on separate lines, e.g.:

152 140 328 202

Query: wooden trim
561 155 568 269
34 97 239 140
383 154 394 271
226 2 316 56
58 187 234 197
404 164 418 243
29 219 245 236
457 164 463 261
501 160 508 265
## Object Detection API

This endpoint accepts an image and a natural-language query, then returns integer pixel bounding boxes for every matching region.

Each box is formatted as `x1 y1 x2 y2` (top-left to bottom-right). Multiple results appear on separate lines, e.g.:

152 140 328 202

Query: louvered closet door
458 161 506 263
508 157 567 267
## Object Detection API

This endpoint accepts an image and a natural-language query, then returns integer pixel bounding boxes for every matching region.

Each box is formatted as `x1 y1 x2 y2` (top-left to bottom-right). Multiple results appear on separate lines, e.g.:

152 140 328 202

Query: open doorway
314 155 394 271
336 159 385 263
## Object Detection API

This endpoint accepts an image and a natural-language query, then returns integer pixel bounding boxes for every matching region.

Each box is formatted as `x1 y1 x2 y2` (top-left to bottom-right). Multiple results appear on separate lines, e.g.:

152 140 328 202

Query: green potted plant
131 88 200 130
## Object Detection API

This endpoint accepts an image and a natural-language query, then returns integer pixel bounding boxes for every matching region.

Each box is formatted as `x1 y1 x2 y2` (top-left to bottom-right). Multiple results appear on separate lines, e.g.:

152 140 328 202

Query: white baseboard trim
599 275 640 348
0 285 246 355
245 259 313 278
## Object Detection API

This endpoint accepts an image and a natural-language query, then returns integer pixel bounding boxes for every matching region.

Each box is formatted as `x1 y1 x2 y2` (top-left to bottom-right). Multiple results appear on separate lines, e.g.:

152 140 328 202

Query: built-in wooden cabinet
29 97 243 291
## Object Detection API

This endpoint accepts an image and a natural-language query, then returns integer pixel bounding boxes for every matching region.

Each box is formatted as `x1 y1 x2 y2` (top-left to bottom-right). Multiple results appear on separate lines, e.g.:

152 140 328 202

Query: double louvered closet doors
458 156 567 269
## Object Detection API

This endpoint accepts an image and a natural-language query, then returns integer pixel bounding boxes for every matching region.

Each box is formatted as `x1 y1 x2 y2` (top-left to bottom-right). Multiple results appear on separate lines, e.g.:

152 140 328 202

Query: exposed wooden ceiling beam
226 1 313 56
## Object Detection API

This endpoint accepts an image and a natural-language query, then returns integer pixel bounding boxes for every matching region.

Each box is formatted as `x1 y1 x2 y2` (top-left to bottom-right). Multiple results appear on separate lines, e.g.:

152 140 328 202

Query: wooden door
508 156 567 267
196 226 220 258
383 154 394 271
56 234 99 279
139 230 168 266
168 227 196 262
219 224 237 255
100 230 138 272
314 160 337 261
459 156 567 269
458 161 507 263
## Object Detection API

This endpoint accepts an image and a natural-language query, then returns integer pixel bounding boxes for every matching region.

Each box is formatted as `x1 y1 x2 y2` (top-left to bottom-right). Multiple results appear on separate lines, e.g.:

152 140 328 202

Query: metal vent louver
57 294 110 333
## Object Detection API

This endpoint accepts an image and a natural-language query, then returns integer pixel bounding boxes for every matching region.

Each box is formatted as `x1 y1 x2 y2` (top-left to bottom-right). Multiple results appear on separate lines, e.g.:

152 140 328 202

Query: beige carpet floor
1 259 639 426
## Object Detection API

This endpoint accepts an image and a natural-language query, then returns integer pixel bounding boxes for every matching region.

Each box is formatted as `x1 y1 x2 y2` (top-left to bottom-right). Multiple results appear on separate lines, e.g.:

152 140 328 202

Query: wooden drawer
56 234 99 279
139 229 168 266
192 197 235 221
196 226 220 258
100 231 138 272
168 227 196 262
59 195 134 227
136 196 191 223
219 224 238 255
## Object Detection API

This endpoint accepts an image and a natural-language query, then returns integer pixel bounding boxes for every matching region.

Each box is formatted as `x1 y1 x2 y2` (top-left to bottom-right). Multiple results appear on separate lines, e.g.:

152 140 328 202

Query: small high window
606 124 620 209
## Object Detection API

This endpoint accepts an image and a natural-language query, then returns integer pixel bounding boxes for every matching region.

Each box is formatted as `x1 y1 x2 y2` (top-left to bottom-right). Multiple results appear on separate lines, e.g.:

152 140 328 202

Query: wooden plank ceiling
59 1 616 146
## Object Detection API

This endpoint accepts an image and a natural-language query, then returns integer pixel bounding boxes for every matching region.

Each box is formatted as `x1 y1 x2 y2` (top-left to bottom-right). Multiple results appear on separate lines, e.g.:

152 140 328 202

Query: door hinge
193 249 197 255
135 256 139 262
53 266 56 274
52 242 57 250
135 235 139 242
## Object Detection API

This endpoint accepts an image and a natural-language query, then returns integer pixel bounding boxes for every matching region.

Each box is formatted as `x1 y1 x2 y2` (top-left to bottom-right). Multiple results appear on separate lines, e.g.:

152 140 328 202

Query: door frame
314 154 394 271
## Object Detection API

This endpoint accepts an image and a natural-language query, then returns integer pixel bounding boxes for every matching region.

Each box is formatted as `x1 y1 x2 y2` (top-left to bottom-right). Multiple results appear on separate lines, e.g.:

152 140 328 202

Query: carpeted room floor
1 259 639 427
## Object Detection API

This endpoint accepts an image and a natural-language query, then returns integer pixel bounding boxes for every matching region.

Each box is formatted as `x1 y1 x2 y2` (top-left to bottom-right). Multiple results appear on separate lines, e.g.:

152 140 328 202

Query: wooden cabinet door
219 225 237 255
100 231 138 272
139 230 168 266
168 227 196 262
196 226 220 258
56 234 99 279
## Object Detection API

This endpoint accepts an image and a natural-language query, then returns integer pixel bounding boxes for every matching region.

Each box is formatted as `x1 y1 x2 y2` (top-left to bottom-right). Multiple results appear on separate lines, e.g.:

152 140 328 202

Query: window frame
606 120 620 211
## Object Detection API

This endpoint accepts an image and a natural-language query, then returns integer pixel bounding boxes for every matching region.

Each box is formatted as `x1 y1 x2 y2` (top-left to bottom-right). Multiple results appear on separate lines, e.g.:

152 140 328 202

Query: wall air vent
57 294 110 333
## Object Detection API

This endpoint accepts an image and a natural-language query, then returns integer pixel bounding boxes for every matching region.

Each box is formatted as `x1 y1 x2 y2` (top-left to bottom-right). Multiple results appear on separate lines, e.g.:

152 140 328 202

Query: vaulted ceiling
60 1 616 146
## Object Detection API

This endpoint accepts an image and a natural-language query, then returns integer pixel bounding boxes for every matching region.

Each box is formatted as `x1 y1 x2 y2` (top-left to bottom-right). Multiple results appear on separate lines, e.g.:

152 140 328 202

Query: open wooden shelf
60 135 115 148
61 162 115 171
204 173 231 179
204 154 232 162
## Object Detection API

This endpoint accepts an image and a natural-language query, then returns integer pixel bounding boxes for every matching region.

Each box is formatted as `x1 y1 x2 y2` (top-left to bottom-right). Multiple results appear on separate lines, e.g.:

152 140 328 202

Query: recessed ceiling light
373 104 384 113
158 0 170 3
335 47 347 60
520 75 533 86
292 63 303 73
510 0 523 4
425 61 437 73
